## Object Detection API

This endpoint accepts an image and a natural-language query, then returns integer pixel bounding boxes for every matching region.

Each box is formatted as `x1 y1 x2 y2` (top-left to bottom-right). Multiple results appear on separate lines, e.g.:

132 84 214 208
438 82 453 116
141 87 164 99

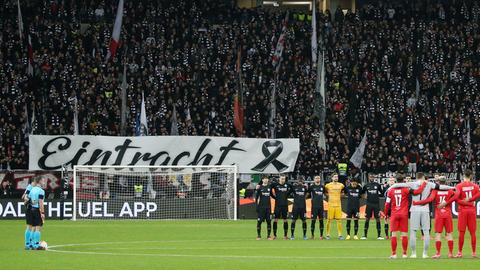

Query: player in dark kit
361 175 384 240
271 175 292 239
290 179 308 240
345 179 362 240
382 177 395 239
255 176 274 240
308 175 325 239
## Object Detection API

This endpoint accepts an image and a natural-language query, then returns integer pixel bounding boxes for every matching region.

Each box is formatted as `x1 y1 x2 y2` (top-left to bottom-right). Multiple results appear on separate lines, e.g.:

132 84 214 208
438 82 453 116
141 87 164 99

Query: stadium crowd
1 0 480 177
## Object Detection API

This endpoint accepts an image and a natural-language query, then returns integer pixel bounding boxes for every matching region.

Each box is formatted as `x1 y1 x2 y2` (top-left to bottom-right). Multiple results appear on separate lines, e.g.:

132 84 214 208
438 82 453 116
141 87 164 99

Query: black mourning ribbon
252 140 288 172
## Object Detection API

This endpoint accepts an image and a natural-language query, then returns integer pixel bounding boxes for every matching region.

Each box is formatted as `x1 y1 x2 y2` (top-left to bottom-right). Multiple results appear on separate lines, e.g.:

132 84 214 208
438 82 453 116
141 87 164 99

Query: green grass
0 219 479 270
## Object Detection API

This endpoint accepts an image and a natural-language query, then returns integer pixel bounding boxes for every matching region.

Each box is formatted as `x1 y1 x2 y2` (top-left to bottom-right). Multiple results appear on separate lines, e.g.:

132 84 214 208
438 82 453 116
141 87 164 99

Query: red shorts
390 214 408 233
434 216 453 233
458 210 477 232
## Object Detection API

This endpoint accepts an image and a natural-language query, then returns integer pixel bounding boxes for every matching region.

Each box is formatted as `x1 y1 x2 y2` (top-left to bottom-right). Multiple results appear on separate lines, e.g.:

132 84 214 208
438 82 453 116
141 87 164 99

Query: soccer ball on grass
39 241 48 250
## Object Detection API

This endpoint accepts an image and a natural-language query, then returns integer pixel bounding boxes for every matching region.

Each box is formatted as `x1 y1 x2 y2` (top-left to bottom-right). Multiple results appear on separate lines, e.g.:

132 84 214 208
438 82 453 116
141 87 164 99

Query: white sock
410 230 417 255
423 229 430 255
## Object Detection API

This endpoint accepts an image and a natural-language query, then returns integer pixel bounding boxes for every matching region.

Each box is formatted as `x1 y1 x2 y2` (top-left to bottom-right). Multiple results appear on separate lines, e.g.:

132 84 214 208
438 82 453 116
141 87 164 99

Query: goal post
72 165 238 220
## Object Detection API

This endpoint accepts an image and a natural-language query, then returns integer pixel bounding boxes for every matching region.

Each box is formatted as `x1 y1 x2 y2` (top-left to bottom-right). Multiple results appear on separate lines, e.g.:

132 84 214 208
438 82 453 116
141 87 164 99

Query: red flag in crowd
106 0 124 61
234 49 244 136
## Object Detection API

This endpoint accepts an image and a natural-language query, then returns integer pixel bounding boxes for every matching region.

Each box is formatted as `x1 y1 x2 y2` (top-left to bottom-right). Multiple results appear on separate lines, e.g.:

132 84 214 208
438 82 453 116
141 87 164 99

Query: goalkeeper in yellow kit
324 174 345 240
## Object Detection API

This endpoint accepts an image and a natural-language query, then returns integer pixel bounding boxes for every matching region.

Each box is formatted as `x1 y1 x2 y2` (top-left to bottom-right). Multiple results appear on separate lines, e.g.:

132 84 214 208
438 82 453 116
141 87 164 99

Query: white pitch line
49 240 385 249
48 239 248 249
47 249 388 260
46 240 388 259
82 246 384 251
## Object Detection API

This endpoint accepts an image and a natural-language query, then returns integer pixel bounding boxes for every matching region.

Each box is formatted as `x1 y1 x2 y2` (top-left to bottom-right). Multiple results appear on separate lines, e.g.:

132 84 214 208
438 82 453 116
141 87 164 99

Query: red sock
448 240 454 254
435 241 441 254
401 236 408 255
471 232 476 253
458 231 465 253
391 236 397 255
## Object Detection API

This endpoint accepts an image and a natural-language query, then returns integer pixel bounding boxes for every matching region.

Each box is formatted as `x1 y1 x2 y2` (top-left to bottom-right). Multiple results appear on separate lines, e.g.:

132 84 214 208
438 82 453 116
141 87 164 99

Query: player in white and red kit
440 169 479 258
413 176 455 258
384 174 426 259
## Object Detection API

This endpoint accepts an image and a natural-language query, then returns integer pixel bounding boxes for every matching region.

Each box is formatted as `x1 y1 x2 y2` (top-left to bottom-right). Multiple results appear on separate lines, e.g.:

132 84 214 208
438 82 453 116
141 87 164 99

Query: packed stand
0 0 480 177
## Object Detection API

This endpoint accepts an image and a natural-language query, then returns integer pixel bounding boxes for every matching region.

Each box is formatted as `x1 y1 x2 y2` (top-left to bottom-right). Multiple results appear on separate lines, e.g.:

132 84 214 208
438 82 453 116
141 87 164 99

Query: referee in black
361 175 384 240
22 178 35 249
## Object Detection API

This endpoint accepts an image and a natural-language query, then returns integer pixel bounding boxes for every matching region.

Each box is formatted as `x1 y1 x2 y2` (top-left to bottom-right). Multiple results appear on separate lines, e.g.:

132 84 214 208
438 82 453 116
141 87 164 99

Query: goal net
72 165 237 220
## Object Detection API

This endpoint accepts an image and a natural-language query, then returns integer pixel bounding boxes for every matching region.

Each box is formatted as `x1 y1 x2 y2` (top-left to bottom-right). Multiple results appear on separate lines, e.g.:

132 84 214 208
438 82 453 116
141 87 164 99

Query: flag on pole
415 78 420 99
73 97 79 135
233 95 244 136
68 96 79 135
320 51 326 108
134 91 152 196
185 107 191 121
135 92 148 136
27 35 33 76
465 119 472 161
17 0 24 41
234 48 244 136
315 50 326 149
311 0 317 66
272 12 289 72
350 132 367 168
106 0 124 61
120 64 128 135
170 106 179 135
466 119 471 146
23 103 30 139
134 113 140 136
269 78 277 139
31 105 36 135
270 13 288 138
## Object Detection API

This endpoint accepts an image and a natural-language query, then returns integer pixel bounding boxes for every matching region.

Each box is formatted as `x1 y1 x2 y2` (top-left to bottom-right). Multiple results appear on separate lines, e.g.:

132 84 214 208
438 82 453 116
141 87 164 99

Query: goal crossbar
73 165 238 221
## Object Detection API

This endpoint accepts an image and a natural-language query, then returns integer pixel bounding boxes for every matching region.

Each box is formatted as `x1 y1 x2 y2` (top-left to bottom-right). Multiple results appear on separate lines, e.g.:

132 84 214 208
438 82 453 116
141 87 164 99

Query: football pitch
0 220 479 270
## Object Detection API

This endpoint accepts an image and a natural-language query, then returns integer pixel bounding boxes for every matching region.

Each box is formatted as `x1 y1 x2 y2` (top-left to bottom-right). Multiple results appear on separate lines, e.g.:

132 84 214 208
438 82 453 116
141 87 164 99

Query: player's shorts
365 204 380 219
292 207 306 221
30 208 43 227
274 205 289 220
434 215 453 233
327 206 342 220
410 211 430 231
25 207 33 225
346 207 360 219
457 209 477 232
311 207 324 219
257 207 271 222
390 214 408 233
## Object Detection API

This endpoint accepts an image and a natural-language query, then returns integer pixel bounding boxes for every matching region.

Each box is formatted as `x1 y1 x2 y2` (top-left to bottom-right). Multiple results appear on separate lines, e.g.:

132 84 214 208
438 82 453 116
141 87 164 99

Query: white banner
29 135 300 173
